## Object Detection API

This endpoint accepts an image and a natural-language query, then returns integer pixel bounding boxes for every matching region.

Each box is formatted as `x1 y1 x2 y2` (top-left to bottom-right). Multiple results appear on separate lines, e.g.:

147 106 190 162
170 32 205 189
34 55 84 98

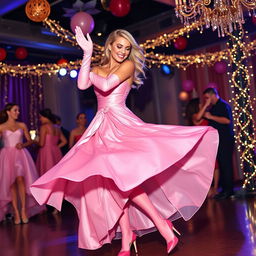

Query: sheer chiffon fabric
31 72 218 249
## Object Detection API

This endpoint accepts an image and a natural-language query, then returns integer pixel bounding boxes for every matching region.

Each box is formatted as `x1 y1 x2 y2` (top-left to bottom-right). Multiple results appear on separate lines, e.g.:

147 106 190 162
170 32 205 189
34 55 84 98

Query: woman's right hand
75 26 93 56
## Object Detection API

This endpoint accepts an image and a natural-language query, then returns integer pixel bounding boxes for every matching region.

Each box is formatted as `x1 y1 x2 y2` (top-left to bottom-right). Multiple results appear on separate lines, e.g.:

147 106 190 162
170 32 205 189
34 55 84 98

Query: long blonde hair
101 29 146 88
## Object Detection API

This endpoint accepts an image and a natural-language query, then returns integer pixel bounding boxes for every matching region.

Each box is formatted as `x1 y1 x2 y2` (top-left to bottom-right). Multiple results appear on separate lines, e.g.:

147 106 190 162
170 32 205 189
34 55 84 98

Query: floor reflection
236 198 256 256
0 199 256 256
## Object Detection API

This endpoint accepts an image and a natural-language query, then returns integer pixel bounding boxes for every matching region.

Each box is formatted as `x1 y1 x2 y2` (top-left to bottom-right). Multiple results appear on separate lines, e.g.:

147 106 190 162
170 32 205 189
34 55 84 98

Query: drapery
0 75 44 130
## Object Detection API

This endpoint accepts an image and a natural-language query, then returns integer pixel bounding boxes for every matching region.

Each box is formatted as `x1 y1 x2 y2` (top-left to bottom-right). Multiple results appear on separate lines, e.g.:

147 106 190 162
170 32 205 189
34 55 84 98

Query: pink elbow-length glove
75 26 93 90
75 26 120 92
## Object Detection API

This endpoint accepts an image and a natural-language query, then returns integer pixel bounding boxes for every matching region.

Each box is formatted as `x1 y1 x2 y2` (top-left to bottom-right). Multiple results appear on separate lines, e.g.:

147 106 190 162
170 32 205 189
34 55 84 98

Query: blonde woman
31 28 218 255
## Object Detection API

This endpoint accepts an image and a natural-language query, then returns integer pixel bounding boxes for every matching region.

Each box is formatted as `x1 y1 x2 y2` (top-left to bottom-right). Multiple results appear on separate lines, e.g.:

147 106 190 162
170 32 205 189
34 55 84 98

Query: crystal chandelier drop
175 0 256 37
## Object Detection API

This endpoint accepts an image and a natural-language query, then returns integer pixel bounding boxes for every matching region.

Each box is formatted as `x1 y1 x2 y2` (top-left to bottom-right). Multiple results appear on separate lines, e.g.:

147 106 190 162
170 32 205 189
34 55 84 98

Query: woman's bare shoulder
17 122 27 129
120 59 135 69
0 124 5 132
70 127 80 134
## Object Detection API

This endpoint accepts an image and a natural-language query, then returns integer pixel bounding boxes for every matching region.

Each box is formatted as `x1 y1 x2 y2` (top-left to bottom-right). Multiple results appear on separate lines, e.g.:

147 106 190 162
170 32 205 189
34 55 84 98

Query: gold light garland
2 40 256 75
140 20 206 49
43 18 206 54
0 17 255 74
145 48 230 70
0 56 101 76
43 18 104 54
227 30 256 190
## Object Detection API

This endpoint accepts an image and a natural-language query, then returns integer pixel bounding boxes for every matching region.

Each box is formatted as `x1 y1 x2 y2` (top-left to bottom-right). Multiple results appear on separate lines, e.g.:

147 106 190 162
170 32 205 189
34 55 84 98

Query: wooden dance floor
1 198 255 256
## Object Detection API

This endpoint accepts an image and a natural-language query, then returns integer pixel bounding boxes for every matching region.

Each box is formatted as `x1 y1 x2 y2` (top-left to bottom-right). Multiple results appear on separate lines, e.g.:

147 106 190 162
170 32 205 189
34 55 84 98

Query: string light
43 18 104 55
140 20 206 49
145 49 230 70
0 57 100 76
228 29 256 191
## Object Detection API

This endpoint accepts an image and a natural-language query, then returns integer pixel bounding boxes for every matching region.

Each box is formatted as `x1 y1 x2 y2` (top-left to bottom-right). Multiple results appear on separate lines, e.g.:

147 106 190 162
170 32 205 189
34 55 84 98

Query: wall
42 74 80 131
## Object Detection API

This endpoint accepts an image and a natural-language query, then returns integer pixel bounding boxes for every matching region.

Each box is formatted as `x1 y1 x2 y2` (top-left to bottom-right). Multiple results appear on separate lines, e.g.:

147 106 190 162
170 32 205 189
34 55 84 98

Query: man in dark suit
203 88 234 199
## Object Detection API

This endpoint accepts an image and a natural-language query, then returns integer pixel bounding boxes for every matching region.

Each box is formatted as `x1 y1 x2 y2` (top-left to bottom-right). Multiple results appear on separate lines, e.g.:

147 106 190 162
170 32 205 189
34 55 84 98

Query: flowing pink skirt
0 147 45 221
31 106 218 249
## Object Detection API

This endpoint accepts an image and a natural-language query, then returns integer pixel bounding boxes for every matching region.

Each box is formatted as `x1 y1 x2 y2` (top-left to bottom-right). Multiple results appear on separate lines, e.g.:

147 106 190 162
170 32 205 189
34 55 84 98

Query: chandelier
175 0 256 37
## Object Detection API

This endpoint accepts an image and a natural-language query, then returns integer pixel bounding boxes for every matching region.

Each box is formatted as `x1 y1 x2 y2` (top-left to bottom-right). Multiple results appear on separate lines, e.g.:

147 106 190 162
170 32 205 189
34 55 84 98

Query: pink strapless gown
36 134 63 176
31 73 219 249
0 129 45 221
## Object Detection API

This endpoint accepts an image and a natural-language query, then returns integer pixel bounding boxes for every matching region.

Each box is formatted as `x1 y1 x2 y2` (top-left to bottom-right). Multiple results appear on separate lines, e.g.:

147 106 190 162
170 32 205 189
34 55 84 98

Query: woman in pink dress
69 112 87 148
36 108 67 176
31 28 219 255
0 103 44 224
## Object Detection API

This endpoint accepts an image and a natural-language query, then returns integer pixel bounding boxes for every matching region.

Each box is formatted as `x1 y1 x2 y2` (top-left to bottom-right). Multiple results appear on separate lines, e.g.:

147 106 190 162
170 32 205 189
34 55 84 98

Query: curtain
0 75 44 130
178 36 256 181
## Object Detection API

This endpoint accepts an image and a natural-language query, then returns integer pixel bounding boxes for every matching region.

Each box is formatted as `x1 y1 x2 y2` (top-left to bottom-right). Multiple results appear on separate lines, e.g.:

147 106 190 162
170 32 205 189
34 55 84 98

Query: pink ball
70 12 94 34
182 80 195 92
214 61 227 74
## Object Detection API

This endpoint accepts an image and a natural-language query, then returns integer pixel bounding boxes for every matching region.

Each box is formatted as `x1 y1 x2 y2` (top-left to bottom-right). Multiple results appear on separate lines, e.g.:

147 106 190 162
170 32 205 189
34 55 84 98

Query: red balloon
0 48 7 61
15 47 28 60
174 37 188 50
57 58 68 65
252 16 256 25
109 0 131 17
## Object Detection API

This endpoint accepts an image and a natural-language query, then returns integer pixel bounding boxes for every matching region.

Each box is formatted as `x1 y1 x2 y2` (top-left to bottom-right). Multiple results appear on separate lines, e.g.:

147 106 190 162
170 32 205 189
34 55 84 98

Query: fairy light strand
228 29 256 190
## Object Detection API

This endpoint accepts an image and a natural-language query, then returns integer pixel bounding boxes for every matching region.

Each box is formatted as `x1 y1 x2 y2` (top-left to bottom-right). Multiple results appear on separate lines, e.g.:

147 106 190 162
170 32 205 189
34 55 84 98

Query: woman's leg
10 181 21 224
118 205 134 251
129 187 175 242
16 176 28 222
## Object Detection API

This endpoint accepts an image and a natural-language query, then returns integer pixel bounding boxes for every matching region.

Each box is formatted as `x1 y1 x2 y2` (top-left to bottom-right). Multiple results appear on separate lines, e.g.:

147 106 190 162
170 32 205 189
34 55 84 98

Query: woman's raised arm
75 26 93 90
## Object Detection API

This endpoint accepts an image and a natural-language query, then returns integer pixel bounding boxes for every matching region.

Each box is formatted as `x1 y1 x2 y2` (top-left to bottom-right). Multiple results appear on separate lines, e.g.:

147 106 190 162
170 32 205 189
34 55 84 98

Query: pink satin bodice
2 129 23 147
44 134 59 147
90 72 131 110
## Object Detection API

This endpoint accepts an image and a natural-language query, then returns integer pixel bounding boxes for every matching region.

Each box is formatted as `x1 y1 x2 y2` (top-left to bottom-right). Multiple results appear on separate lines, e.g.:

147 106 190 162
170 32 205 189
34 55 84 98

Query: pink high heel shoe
166 220 180 254
117 232 138 256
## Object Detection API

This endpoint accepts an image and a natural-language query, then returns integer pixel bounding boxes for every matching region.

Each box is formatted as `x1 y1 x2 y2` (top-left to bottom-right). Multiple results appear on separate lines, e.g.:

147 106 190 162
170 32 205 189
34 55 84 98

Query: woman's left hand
75 26 93 56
